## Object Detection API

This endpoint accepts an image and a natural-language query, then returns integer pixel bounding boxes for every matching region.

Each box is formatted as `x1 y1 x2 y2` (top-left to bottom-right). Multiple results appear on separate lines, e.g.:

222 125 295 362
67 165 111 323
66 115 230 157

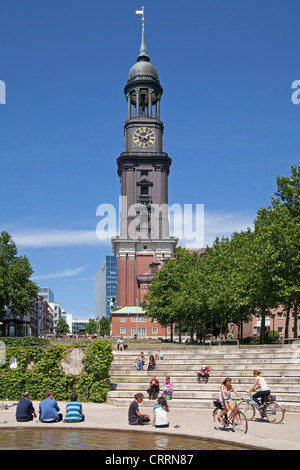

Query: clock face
133 127 155 148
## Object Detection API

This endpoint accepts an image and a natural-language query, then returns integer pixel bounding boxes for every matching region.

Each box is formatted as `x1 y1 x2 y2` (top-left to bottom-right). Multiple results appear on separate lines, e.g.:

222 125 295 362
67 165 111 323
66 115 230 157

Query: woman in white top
248 370 270 407
151 397 169 428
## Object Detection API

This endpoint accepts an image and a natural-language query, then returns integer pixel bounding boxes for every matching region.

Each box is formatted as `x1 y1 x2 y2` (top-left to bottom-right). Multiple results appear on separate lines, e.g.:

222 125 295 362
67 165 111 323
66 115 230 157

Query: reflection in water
0 429 251 450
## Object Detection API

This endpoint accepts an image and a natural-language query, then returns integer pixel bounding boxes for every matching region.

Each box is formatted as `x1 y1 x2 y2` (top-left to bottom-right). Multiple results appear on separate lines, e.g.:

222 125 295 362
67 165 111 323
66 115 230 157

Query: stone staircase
107 345 300 412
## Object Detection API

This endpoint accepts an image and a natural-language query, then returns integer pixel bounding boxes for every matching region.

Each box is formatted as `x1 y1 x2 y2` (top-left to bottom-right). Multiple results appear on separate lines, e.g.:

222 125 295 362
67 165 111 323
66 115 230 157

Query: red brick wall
111 313 174 339
116 252 156 307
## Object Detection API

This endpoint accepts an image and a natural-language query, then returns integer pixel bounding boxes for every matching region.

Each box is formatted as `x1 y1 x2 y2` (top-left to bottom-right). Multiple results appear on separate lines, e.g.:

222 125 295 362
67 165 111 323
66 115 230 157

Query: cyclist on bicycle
218 378 244 424
248 370 271 409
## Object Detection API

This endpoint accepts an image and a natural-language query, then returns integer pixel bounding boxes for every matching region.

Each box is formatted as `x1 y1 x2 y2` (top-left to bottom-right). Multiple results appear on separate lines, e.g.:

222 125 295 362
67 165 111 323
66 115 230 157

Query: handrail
209 339 239 351
281 337 300 347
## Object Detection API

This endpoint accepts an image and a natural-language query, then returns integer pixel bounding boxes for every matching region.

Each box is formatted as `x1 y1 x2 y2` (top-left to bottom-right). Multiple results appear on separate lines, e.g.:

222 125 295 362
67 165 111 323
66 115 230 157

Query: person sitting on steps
198 365 210 383
148 376 160 400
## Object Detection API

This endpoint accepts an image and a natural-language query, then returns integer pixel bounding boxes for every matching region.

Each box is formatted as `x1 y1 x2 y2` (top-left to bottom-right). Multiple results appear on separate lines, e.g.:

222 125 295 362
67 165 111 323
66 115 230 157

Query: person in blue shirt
39 391 63 423
16 392 36 422
64 394 85 422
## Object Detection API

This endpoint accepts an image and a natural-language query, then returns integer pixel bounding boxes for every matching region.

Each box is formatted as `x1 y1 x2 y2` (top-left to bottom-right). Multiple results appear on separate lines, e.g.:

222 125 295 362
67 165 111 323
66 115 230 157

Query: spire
135 6 150 62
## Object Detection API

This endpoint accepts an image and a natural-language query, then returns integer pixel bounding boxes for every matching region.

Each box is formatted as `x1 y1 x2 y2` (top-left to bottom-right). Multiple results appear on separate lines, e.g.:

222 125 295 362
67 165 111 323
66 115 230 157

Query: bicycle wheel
237 400 255 421
264 402 285 424
232 410 248 434
213 408 225 430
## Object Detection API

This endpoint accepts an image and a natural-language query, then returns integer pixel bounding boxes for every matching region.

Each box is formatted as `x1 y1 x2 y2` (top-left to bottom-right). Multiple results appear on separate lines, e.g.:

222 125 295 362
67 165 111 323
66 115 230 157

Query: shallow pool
0 428 252 450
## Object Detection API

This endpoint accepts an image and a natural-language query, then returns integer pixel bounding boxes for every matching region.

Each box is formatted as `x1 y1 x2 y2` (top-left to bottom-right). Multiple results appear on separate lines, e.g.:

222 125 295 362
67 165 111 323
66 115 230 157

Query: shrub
0 340 113 402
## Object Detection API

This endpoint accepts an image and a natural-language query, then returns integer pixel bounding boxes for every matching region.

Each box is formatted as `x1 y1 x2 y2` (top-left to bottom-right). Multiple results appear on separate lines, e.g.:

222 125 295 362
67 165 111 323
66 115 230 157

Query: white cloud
31 266 86 281
10 229 111 248
174 210 255 248
7 210 255 250
203 211 255 247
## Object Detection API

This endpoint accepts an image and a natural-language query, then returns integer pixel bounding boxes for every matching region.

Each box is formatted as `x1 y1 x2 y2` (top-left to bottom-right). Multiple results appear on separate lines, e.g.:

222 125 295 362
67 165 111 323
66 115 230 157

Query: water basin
0 428 253 450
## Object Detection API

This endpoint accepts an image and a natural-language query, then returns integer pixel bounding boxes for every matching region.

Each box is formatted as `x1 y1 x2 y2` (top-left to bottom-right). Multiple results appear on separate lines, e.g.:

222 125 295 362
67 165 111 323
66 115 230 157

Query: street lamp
109 298 115 337
135 298 139 340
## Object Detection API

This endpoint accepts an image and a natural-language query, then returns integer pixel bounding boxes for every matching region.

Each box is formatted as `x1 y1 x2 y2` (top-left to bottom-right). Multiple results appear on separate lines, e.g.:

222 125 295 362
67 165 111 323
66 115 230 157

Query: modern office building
72 320 89 336
61 312 73 333
48 302 62 332
95 255 117 319
38 287 54 303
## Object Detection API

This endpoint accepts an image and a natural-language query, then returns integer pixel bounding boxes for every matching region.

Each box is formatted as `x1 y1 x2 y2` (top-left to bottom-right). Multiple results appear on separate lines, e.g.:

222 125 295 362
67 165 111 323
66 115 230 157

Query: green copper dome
127 18 160 84
128 60 159 82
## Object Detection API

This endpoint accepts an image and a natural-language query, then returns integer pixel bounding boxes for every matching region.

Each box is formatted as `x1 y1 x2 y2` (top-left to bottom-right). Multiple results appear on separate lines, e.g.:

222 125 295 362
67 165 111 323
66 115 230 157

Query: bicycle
213 399 248 434
237 393 285 424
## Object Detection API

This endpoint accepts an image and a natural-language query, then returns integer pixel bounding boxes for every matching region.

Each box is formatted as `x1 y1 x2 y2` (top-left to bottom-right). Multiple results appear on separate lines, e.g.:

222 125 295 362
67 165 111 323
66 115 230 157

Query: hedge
0 340 114 402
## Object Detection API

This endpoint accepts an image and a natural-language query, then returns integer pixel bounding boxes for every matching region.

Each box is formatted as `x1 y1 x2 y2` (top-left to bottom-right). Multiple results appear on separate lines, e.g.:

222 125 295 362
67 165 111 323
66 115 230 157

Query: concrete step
110 369 300 377
108 345 300 411
106 397 298 412
110 376 300 384
113 354 296 361
110 383 300 393
107 389 300 403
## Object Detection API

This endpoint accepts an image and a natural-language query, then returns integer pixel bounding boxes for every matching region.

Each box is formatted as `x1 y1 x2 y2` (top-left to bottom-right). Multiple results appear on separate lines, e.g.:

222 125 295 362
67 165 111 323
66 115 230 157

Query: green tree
99 316 110 336
271 165 300 338
85 318 98 335
56 317 70 335
0 231 37 317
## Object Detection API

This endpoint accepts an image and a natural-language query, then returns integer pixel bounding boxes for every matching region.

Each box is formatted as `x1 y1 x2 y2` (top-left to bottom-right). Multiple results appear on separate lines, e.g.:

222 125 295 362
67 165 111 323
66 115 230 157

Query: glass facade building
95 255 117 319
38 287 54 303
72 320 89 335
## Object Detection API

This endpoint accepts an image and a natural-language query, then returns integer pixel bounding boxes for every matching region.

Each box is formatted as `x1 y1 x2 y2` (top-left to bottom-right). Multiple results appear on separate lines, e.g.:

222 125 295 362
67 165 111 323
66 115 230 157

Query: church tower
112 11 177 307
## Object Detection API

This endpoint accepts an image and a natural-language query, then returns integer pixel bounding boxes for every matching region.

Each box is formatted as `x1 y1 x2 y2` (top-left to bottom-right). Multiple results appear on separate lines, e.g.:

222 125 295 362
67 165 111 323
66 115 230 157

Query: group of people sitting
134 348 164 371
128 393 170 428
147 375 173 400
16 391 85 423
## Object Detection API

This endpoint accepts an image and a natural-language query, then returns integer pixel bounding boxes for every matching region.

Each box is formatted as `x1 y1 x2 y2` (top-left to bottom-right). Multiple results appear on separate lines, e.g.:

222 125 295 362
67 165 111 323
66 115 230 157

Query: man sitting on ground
16 392 36 422
128 393 150 425
39 391 63 423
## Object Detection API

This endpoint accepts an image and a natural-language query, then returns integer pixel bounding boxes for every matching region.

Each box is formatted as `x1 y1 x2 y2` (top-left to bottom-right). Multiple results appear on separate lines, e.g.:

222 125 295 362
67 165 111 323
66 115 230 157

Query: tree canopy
0 231 37 316
142 166 300 343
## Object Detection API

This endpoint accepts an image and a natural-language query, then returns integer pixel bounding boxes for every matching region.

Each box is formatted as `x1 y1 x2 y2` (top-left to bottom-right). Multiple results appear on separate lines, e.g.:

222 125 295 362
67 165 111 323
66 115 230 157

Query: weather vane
135 6 145 24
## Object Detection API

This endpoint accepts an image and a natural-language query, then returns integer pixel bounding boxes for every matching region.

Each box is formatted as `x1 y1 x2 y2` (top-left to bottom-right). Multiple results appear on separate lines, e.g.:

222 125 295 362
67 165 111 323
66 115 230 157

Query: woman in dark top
148 377 159 400
147 355 156 371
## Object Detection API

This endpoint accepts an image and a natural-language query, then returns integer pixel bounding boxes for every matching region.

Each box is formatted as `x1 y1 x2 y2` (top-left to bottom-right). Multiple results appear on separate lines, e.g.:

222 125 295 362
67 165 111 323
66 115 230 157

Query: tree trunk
260 308 266 344
284 304 290 339
293 294 299 339
178 320 182 344
240 317 244 343
190 314 194 343
170 321 174 342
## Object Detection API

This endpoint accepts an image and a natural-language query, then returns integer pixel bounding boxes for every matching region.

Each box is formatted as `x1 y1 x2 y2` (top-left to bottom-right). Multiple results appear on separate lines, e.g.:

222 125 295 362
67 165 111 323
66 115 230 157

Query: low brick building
231 304 300 340
110 306 174 339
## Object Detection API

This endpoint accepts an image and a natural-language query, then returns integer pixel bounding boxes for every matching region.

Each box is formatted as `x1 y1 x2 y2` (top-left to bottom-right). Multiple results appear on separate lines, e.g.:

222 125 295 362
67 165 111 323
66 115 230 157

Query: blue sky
0 0 299 320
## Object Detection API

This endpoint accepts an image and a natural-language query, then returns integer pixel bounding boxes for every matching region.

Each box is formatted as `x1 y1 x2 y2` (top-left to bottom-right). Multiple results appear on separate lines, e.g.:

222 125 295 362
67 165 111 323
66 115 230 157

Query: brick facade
111 306 174 339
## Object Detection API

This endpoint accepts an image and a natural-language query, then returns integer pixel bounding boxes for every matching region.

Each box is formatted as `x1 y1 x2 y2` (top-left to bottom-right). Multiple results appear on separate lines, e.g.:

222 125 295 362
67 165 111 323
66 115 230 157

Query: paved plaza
0 401 299 450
